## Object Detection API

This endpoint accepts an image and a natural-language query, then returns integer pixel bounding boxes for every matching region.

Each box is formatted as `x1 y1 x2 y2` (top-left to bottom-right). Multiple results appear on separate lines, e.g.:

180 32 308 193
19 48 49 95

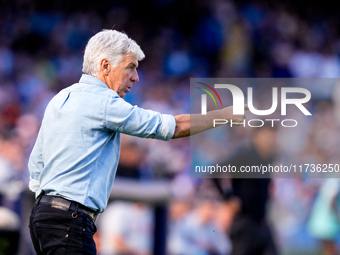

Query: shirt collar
79 74 109 89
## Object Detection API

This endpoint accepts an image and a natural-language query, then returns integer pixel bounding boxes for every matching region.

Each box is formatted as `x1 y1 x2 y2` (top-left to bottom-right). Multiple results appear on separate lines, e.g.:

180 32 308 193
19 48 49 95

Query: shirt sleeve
28 127 44 192
105 97 176 141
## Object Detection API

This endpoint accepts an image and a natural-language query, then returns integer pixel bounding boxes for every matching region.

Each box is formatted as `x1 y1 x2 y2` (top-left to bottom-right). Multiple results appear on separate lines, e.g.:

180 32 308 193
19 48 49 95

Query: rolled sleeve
153 114 176 141
106 97 176 141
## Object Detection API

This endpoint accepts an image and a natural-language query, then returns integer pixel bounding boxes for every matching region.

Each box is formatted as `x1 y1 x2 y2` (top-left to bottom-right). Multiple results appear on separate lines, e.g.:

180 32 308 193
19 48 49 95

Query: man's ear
100 59 110 75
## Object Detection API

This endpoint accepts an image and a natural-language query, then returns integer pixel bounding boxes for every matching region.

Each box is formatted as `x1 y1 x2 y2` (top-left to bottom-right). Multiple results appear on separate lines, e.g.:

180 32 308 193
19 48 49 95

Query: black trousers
29 195 97 255
230 215 277 255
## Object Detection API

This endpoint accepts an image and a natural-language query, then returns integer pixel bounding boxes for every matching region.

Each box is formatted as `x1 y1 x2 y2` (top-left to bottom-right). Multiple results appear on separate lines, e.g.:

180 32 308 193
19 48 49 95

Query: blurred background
1 0 340 254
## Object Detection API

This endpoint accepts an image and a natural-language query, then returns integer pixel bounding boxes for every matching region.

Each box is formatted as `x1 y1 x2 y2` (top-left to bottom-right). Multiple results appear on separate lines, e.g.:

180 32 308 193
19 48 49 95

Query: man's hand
221 104 249 126
172 104 249 139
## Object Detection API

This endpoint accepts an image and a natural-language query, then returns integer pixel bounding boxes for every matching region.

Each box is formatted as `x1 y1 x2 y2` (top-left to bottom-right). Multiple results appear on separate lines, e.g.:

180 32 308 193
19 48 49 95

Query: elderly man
28 29 247 255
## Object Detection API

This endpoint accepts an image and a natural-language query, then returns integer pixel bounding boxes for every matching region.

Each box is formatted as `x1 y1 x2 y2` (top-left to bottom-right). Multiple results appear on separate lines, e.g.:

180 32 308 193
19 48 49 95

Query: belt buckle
92 212 98 222
87 210 97 220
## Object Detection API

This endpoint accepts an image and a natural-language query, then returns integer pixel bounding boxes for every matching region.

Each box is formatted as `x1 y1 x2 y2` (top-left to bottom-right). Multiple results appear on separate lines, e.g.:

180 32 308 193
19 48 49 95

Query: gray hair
82 30 145 76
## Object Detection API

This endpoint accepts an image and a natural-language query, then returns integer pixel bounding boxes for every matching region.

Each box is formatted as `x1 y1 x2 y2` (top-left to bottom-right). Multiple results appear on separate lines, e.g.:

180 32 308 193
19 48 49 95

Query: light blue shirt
28 74 176 212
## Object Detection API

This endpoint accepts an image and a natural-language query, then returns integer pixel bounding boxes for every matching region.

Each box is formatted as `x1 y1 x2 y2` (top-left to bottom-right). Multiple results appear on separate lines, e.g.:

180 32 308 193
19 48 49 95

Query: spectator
98 201 153 255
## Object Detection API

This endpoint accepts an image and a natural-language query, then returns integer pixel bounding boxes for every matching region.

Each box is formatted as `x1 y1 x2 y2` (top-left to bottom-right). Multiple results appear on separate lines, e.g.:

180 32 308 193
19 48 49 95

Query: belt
39 195 98 220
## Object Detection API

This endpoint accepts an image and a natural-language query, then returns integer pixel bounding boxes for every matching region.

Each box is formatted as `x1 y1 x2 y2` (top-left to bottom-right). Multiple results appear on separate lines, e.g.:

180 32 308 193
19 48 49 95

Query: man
28 29 247 255
213 123 278 255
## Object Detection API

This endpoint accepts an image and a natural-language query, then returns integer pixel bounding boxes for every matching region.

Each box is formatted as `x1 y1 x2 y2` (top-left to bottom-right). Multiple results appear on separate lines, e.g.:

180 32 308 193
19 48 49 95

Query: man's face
107 54 139 98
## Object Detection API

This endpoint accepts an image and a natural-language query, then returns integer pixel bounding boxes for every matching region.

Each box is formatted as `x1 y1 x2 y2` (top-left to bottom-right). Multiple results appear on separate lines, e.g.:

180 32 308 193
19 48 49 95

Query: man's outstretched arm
172 105 248 139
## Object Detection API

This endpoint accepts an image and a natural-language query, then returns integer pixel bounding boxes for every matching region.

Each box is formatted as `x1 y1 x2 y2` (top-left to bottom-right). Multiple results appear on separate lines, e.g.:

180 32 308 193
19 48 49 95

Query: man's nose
131 70 139 83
